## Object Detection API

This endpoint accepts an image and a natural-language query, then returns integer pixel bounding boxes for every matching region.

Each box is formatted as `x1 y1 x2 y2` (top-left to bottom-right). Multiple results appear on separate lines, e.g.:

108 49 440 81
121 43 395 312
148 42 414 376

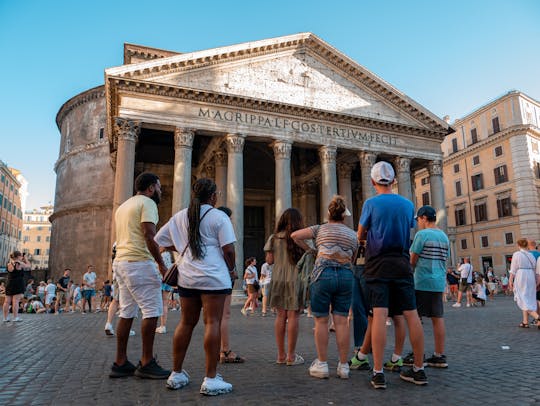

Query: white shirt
155 204 236 290
83 272 97 288
244 265 258 285
31 300 44 310
46 283 56 297
458 263 473 283
474 282 487 300
260 262 272 286
510 249 536 275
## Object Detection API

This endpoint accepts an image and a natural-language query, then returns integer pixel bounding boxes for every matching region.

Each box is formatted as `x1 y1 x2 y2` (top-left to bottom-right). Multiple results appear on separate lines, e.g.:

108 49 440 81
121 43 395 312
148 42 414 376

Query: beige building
0 161 24 267
50 33 451 282
415 91 540 275
22 205 53 270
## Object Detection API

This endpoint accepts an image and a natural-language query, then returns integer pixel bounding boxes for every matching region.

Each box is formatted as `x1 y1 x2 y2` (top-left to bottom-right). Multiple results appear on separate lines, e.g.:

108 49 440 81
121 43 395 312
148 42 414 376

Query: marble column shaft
428 160 447 232
338 163 355 228
395 157 413 202
359 151 377 201
112 118 140 213
319 146 338 221
214 149 228 208
172 128 195 214
273 140 292 221
225 134 245 278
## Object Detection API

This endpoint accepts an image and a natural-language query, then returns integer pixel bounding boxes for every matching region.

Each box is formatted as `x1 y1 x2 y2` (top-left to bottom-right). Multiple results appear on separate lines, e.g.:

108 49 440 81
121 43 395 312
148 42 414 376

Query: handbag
253 280 260 291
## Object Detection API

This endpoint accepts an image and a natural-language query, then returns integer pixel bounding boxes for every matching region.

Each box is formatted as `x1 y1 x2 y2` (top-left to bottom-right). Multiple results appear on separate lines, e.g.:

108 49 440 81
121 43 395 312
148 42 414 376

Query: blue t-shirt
529 250 540 260
359 194 415 260
410 228 450 292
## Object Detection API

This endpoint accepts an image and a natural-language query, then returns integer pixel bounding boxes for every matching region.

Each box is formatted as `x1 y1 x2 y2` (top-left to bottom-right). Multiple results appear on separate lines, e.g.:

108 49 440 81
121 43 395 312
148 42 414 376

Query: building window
34 249 41 255
451 138 458 153
37 236 41 242
470 128 478 144
24 236 29 242
455 181 462 197
0 193 2 206
474 202 488 222
453 164 460 173
494 146 503 157
46 236 50 242
461 239 468 249
37 226 42 231
472 155 480 165
455 208 466 226
492 117 500 134
532 140 539 154
535 162 540 179
421 177 430 186
494 165 508 184
422 192 430 206
505 232 514 245
481 236 489 248
497 197 512 218
99 128 104 139
471 174 484 191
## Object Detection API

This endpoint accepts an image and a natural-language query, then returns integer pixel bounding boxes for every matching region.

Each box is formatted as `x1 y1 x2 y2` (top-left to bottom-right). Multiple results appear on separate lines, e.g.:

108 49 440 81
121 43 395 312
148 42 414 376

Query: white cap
344 207 352 216
370 161 395 185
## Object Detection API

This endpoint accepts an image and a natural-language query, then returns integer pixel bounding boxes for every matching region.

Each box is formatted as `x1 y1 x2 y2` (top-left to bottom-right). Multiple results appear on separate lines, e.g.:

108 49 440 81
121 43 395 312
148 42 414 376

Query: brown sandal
220 350 245 363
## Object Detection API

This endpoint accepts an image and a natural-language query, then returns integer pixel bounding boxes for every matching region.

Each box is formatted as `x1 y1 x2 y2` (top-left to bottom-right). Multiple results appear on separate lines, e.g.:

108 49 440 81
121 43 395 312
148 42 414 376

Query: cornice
443 124 540 165
56 86 105 130
50 203 113 222
124 43 180 64
54 140 109 173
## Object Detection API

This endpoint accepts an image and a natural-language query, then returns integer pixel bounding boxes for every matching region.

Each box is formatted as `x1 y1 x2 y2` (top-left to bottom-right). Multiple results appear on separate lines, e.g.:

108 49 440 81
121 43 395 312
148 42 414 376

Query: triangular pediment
106 33 450 133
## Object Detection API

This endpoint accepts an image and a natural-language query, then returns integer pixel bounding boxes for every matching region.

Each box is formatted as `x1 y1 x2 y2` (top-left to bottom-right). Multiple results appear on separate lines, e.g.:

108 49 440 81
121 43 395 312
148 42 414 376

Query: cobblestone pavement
1 294 539 405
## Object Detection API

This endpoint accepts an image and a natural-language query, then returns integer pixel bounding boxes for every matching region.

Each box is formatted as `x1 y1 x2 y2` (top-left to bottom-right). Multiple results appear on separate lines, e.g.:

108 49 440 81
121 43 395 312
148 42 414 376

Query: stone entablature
123 43 180 65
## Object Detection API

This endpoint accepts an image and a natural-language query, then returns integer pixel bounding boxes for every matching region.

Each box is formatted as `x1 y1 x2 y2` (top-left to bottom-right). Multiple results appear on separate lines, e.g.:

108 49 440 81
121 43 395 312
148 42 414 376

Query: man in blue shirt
410 205 450 368
357 161 426 389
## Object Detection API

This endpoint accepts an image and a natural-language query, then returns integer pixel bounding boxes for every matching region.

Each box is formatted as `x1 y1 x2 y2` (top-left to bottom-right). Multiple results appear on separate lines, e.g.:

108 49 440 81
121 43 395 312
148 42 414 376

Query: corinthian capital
318 145 337 164
114 117 140 142
338 163 355 179
174 128 195 148
214 149 227 166
358 151 377 168
394 157 411 173
428 160 443 176
273 140 292 160
225 134 245 153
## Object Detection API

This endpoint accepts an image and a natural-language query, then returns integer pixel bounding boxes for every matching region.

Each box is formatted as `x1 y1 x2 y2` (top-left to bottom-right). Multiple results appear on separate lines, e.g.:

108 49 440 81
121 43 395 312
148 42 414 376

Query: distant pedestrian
3 251 29 322
260 261 273 316
56 269 71 314
241 257 259 316
471 276 487 306
45 279 56 312
82 265 97 313
156 249 174 334
453 258 473 308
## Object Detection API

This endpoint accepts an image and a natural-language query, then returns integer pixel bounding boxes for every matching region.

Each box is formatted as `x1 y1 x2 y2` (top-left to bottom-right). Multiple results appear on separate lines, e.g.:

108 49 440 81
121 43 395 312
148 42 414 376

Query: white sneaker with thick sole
337 362 350 379
105 323 114 336
309 359 329 379
166 370 190 390
200 374 232 396
13 317 22 322
452 303 461 308
156 326 167 334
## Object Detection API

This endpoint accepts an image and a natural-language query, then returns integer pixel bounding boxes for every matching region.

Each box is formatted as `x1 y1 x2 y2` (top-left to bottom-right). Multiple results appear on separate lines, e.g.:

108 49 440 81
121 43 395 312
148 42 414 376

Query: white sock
391 353 401 362
357 351 367 360
373 369 383 374
413 365 424 372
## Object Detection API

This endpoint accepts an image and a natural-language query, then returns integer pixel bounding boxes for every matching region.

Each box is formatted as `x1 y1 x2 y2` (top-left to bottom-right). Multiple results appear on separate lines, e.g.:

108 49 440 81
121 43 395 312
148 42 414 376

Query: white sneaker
309 359 329 379
466 303 471 307
129 330 136 336
105 323 114 336
452 303 461 308
13 317 22 322
166 370 190 390
156 326 167 334
240 308 247 316
200 374 232 396
337 362 350 379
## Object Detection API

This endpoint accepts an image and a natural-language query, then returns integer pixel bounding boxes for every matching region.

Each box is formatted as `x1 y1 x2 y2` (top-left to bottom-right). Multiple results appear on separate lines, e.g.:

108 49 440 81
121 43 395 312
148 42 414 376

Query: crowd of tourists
3 164 540 396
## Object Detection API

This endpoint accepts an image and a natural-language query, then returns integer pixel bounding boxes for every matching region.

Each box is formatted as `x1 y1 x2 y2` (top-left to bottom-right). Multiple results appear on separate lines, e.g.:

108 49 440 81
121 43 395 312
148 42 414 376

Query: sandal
276 358 287 365
220 350 245 364
286 354 305 366
519 323 529 328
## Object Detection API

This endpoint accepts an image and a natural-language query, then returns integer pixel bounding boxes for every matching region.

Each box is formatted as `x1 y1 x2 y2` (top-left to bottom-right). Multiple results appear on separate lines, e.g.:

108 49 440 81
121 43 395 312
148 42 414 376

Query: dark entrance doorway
244 206 265 275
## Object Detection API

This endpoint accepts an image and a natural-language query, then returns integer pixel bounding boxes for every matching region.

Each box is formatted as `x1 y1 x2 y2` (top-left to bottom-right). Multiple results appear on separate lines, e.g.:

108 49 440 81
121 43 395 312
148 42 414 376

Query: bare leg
286 310 300 361
275 308 287 362
115 317 134 365
432 317 445 354
455 291 462 304
403 309 425 369
314 316 329 361
140 317 158 366
12 294 21 319
371 307 388 371
333 314 350 363
359 315 373 355
172 296 202 372
107 298 119 325
3 296 12 320
392 315 406 356
159 291 168 328
201 294 226 377
220 294 231 353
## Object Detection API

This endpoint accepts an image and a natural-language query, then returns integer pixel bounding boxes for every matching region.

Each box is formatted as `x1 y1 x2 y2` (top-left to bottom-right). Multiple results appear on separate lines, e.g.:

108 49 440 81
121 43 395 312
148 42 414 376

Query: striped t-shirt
410 228 450 292
309 223 358 282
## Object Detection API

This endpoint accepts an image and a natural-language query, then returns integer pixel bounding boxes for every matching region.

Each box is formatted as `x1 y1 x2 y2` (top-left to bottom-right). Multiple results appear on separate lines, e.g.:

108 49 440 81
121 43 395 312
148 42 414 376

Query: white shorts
45 295 56 305
113 260 162 319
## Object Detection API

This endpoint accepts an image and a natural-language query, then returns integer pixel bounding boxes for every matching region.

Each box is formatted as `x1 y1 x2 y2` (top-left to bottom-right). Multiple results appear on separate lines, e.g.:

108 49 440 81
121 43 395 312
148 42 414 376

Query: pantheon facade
50 33 451 282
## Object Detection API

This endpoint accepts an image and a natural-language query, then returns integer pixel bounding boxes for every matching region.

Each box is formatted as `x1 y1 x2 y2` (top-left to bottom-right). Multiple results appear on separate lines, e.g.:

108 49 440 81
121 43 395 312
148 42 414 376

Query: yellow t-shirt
115 195 159 262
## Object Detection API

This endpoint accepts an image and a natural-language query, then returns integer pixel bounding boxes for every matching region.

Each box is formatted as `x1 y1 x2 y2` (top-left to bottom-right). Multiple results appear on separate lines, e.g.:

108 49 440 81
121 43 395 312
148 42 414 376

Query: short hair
517 238 528 248
135 172 160 192
245 257 256 267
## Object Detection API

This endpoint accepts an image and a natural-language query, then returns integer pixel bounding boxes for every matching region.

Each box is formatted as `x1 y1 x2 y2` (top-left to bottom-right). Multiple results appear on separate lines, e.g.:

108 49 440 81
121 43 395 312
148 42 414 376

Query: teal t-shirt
410 228 449 292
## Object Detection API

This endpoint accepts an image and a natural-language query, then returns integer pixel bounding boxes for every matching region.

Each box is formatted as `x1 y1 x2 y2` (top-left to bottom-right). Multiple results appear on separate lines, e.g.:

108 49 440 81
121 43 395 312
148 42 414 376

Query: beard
150 190 161 205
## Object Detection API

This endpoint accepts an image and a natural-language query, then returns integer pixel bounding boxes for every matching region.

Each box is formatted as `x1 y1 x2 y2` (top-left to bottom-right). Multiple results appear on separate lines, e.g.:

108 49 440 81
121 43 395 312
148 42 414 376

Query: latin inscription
198 108 398 146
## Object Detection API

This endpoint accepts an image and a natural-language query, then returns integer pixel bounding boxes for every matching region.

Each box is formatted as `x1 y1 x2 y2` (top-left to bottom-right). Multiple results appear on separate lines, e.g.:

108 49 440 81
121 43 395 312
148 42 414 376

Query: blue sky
1 0 539 209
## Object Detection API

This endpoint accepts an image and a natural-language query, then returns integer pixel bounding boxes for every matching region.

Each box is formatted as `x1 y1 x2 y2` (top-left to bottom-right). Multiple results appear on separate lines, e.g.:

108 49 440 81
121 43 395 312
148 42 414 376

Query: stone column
358 151 377 201
318 146 337 221
214 149 228 208
298 181 318 226
225 134 245 277
428 160 447 232
112 117 140 212
273 140 292 221
338 163 355 228
172 128 195 214
394 157 413 202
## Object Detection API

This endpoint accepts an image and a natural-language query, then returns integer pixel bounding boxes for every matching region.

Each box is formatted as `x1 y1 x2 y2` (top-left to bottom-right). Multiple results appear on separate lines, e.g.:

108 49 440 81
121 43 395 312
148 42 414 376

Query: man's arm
142 222 167 275
410 253 419 269
357 224 367 242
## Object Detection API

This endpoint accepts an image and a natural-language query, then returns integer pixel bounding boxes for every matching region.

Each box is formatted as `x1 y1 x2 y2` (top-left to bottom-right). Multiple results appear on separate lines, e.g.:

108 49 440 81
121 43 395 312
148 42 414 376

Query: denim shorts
310 267 353 317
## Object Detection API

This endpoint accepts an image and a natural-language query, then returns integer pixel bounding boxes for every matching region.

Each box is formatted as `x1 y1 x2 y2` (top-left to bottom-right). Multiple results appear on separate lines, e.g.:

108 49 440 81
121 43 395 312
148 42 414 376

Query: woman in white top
241 257 258 315
260 261 273 316
155 178 237 395
509 238 540 328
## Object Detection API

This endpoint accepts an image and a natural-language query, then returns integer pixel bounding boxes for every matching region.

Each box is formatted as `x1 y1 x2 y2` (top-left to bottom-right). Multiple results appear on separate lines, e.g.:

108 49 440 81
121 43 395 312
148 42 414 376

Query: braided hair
188 178 217 259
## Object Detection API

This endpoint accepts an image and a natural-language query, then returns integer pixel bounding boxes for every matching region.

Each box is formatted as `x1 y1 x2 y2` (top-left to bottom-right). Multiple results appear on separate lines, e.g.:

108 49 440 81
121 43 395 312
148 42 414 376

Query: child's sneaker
400 367 428 385
370 372 386 389
156 326 167 334
200 374 232 396
402 352 427 367
337 362 349 379
348 354 371 370
105 322 114 336
166 370 190 390
383 358 403 372
309 359 329 378
425 354 448 368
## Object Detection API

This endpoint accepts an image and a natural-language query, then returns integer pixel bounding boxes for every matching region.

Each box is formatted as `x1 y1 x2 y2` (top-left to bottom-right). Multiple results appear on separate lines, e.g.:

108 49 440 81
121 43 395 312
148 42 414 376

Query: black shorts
415 290 444 318
178 286 232 297
365 276 416 316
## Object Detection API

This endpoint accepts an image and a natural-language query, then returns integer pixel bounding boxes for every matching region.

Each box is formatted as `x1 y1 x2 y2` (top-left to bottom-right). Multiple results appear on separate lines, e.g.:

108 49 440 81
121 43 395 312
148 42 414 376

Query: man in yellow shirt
110 172 170 379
